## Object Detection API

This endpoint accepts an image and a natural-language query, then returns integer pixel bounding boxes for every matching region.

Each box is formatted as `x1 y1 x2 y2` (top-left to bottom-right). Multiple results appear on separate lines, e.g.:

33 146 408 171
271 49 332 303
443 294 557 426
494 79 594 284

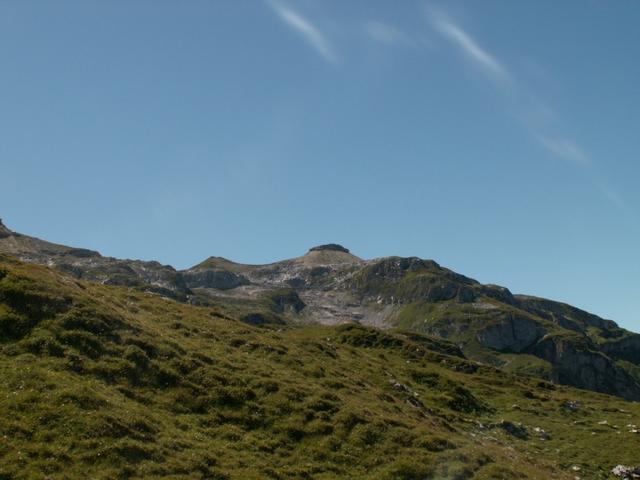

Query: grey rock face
182 268 250 290
0 219 11 239
533 336 640 400
601 335 640 364
266 289 305 313
479 285 516 305
476 314 545 353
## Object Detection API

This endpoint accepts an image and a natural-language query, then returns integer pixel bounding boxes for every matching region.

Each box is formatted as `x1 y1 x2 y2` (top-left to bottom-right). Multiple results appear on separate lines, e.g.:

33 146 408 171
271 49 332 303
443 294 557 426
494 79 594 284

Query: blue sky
1 1 639 330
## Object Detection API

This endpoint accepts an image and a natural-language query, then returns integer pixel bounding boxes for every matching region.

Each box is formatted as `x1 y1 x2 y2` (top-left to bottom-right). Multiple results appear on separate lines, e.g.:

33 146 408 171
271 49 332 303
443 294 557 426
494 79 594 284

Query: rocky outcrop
515 295 618 332
262 289 305 314
532 335 640 400
0 219 11 239
476 314 545 353
601 334 640 365
363 257 442 279
351 257 478 304
309 244 351 253
182 268 250 290
0 221 190 300
63 248 101 258
73 259 191 301
478 284 516 305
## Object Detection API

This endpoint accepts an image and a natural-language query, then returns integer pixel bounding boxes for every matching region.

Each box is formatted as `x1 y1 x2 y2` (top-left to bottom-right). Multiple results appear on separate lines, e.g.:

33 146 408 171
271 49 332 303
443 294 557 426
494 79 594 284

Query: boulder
611 465 640 478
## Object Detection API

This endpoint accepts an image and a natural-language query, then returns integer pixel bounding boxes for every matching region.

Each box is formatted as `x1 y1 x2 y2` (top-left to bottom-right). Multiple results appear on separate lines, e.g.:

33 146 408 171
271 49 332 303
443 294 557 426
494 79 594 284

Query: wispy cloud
364 21 412 46
268 1 336 64
425 7 628 212
597 184 628 211
535 135 591 167
429 10 509 84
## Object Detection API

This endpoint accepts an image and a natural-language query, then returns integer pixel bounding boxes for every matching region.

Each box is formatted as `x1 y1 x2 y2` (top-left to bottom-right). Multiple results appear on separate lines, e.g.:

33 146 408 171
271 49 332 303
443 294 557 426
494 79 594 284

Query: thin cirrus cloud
268 1 337 64
425 8 627 210
429 11 510 85
535 135 591 167
597 184 628 211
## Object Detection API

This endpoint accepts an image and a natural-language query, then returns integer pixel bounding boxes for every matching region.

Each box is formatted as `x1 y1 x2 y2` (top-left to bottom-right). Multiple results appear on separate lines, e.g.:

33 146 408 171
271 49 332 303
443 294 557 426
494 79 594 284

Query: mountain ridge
1 220 639 401
1 220 640 478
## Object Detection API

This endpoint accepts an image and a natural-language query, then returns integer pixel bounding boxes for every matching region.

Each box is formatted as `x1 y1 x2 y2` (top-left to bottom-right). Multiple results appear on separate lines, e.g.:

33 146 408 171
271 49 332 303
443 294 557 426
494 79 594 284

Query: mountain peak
308 244 350 254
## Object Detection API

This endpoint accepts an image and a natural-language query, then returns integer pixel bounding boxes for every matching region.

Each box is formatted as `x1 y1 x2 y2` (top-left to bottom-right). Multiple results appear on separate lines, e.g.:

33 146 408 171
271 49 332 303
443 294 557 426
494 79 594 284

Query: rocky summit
1 220 639 479
309 244 351 253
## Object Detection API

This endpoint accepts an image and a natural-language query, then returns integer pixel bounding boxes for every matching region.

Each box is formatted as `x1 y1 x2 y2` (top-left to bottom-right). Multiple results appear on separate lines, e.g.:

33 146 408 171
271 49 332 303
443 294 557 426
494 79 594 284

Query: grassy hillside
4 224 640 402
0 255 639 479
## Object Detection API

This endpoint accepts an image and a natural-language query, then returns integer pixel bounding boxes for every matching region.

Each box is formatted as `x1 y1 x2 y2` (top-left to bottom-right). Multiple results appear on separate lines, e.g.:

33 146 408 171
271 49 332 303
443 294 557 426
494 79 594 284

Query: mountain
2 219 639 402
2 250 640 479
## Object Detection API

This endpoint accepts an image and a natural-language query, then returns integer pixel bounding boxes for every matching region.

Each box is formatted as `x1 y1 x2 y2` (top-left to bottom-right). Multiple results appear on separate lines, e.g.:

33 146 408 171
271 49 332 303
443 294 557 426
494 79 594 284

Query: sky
1 1 639 331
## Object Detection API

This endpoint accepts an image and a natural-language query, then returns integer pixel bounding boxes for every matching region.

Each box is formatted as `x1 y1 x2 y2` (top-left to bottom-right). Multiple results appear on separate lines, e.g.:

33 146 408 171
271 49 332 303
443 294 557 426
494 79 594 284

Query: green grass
497 353 553 378
0 256 639 479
